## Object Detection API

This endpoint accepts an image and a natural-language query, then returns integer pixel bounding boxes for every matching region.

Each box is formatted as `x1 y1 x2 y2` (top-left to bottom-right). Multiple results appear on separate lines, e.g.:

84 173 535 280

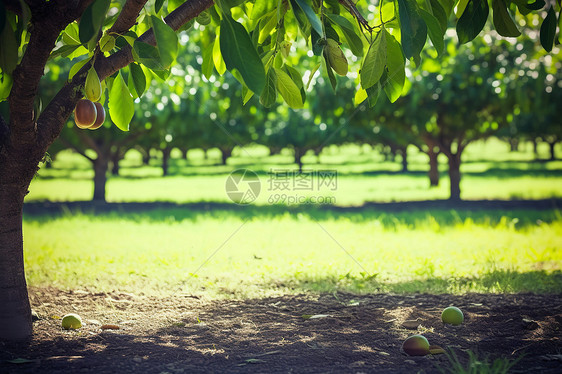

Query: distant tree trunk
269 146 282 156
181 148 188 160
509 138 519 152
447 153 462 201
428 148 440 187
92 156 108 202
399 147 408 172
110 152 122 176
202 148 209 160
532 139 538 158
220 148 232 165
314 147 323 163
162 147 171 176
548 141 557 161
294 148 304 172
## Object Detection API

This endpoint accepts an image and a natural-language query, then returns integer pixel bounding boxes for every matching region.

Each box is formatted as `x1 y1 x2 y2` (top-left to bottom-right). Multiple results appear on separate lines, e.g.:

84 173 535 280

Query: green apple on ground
442 306 464 325
61 314 82 330
402 334 430 356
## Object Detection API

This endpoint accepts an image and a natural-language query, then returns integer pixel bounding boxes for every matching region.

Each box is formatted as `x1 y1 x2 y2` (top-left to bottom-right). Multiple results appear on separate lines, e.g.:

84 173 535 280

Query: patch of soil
1 289 561 373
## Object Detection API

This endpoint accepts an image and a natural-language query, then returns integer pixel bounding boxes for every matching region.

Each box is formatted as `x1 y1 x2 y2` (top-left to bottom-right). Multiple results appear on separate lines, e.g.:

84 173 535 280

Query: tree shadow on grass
23 199 562 228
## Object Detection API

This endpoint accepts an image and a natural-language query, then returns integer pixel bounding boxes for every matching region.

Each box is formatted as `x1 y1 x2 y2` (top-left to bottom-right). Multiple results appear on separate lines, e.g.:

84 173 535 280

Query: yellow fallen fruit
61 314 82 330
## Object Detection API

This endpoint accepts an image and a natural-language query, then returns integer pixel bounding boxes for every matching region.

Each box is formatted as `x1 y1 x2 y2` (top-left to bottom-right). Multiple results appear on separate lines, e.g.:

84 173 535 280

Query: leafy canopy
0 0 560 130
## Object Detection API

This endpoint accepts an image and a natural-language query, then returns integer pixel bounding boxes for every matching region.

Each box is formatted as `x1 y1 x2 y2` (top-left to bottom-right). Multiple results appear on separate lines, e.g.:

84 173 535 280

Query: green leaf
202 42 215 79
129 63 146 98
289 0 311 35
274 67 303 109
429 0 448 32
0 20 18 74
526 0 545 10
251 0 277 19
79 0 110 44
293 0 323 36
260 68 277 107
108 72 134 131
326 13 364 57
0 72 13 101
419 9 444 55
383 30 405 103
492 0 521 37
213 33 226 75
322 51 337 90
540 7 557 52
456 0 489 44
283 64 306 103
397 0 427 62
220 14 266 94
361 31 386 90
69 58 91 80
155 0 165 13
133 41 165 70
151 15 178 69
366 82 381 108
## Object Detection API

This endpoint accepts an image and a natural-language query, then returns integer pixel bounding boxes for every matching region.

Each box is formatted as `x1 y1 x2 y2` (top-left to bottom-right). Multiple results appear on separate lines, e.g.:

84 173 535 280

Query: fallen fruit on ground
74 99 97 129
61 314 82 330
89 102 105 130
402 334 430 356
442 306 464 325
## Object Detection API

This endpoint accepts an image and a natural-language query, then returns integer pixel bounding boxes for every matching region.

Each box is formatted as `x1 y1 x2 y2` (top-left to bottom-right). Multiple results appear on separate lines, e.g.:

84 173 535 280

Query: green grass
27 138 562 204
23 208 562 297
22 138 562 297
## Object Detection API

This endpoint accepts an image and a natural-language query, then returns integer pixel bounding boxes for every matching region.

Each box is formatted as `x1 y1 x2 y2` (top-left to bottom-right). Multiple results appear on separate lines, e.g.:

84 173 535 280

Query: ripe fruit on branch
85 67 102 102
89 102 105 130
74 99 97 129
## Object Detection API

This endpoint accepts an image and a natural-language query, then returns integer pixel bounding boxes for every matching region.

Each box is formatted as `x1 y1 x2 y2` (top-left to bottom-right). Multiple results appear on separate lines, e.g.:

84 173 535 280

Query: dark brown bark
162 147 172 176
220 147 232 166
111 152 122 176
548 141 557 161
427 148 439 187
0 155 32 341
399 147 408 172
294 148 304 172
447 154 462 201
92 156 108 202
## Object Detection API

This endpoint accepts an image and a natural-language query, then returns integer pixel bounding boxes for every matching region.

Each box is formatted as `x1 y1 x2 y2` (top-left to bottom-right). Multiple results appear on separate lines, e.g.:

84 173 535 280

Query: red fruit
89 102 105 130
74 99 97 129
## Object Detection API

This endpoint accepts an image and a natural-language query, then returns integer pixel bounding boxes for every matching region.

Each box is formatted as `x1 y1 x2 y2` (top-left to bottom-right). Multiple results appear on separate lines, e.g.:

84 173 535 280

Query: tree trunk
92 156 108 202
509 138 519 152
0 183 32 341
532 139 538 158
427 148 440 187
294 148 304 172
110 152 121 176
162 147 171 176
181 148 188 160
399 147 408 172
548 141 557 161
220 148 232 165
447 154 462 201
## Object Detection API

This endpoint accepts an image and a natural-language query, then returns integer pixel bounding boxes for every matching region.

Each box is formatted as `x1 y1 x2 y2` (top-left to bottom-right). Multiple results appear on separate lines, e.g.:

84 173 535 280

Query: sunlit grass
23 209 562 298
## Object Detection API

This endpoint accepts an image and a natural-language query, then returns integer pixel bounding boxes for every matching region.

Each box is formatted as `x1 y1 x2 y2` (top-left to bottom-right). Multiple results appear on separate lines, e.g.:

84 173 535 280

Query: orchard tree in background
0 0 560 341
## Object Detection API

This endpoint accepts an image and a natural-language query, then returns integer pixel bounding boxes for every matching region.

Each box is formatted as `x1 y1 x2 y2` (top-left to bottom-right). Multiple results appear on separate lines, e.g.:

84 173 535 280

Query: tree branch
7 1 92 154
108 0 149 36
59 134 94 162
37 0 214 152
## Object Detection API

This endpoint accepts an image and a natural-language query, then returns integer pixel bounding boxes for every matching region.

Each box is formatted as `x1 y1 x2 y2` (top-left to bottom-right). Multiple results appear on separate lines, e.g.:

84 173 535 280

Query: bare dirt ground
1 288 561 373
